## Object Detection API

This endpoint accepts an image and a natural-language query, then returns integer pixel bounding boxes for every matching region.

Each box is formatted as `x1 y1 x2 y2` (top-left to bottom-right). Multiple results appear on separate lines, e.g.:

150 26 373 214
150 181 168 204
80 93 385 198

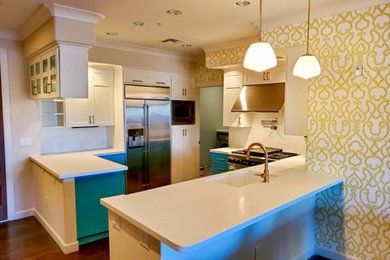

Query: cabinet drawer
212 153 228 163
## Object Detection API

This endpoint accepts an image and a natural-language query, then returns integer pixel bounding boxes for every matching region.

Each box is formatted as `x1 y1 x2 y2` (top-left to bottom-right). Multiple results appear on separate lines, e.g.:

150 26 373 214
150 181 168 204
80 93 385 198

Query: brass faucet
246 142 269 183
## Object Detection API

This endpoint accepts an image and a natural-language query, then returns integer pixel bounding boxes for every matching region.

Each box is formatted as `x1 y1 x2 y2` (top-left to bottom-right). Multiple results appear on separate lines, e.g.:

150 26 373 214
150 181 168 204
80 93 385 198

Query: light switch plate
19 137 32 147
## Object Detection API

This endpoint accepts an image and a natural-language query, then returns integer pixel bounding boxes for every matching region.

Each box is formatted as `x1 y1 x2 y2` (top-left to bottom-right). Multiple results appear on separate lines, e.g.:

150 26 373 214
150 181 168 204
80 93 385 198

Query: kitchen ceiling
0 0 386 56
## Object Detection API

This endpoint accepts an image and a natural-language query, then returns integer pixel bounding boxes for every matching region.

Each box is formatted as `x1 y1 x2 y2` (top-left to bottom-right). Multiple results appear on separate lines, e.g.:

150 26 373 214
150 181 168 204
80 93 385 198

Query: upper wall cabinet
29 44 89 99
171 74 196 100
223 71 252 127
66 67 115 127
123 68 171 87
243 60 287 85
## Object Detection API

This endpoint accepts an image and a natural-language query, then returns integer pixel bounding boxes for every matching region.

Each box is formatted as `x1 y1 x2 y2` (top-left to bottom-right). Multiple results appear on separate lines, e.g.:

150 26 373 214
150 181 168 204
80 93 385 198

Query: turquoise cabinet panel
211 153 229 174
97 153 126 165
75 171 125 244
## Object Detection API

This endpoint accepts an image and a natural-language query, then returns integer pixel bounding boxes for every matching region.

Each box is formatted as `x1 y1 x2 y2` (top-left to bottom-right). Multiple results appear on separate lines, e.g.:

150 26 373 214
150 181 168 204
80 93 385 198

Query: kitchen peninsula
101 157 343 259
30 149 127 254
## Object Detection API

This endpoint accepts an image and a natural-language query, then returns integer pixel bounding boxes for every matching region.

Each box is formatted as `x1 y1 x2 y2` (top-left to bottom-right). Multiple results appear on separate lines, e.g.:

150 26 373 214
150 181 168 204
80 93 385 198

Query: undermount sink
208 169 277 187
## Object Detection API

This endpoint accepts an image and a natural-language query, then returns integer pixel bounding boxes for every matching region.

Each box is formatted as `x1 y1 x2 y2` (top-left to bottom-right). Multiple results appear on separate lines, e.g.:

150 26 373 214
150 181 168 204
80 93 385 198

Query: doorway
0 65 7 221
199 86 226 172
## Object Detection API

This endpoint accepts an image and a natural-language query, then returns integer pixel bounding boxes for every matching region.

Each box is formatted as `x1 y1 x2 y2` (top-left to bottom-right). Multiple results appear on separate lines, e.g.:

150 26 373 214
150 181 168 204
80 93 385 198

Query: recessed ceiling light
181 44 192 48
234 0 251 7
133 21 145 27
106 32 118 36
222 66 228 69
166 9 182 16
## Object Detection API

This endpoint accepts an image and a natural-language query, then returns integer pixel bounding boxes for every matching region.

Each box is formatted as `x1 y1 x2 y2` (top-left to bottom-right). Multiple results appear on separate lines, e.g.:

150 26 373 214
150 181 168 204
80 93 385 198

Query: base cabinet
211 153 229 174
75 171 126 245
171 125 198 183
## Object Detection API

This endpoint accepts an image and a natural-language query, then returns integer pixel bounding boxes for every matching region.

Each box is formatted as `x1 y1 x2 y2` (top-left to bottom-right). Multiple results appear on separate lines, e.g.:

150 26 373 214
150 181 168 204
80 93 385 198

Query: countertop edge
101 177 343 253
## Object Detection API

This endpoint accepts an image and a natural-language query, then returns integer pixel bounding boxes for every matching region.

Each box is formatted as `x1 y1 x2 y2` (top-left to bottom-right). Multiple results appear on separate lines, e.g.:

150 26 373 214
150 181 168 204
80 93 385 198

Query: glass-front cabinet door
41 49 59 98
29 58 42 99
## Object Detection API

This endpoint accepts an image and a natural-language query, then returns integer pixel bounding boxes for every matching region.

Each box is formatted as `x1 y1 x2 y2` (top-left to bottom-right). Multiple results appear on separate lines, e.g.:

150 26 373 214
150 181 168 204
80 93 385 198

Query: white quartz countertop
100 156 342 253
30 148 128 180
209 147 242 155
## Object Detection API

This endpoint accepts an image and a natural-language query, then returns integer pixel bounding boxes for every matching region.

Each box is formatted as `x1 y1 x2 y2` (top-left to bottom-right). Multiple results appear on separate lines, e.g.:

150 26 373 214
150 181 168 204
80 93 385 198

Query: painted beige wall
23 19 55 58
89 46 196 74
0 38 41 218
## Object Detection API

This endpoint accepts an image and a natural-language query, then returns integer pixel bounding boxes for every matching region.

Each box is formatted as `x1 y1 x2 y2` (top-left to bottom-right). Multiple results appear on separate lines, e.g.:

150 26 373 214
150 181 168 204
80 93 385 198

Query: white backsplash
41 127 108 154
229 111 306 156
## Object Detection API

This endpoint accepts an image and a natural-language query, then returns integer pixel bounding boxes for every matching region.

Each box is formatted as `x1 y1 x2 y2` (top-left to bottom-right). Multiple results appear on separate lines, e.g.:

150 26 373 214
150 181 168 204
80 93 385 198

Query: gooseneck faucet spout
245 142 269 183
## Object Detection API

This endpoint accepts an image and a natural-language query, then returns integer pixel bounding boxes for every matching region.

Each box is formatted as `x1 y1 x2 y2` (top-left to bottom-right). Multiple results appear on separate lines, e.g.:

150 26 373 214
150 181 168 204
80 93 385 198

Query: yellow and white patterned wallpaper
205 4 389 259
195 53 223 87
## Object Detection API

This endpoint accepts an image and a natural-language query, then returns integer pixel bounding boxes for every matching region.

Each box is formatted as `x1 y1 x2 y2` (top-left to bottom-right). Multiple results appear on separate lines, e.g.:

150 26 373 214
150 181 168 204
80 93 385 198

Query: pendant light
243 0 277 72
293 0 321 79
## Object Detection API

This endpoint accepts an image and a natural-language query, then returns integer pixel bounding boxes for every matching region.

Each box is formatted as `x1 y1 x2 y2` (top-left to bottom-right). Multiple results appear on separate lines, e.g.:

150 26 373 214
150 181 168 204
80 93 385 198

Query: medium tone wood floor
0 217 109 260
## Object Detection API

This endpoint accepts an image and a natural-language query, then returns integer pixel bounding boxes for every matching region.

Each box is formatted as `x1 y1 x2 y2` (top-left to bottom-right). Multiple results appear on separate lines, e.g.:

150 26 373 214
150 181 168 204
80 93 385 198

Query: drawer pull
132 79 143 83
156 82 165 85
215 158 226 161
216 168 225 171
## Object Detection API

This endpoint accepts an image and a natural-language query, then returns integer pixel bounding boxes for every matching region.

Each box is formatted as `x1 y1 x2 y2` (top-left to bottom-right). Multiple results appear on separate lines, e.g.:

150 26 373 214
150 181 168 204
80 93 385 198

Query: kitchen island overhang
100 156 343 258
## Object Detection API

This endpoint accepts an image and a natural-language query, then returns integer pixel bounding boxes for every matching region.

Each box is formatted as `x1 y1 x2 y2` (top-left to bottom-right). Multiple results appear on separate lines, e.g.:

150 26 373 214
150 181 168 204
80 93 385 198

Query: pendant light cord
259 0 262 41
306 0 311 54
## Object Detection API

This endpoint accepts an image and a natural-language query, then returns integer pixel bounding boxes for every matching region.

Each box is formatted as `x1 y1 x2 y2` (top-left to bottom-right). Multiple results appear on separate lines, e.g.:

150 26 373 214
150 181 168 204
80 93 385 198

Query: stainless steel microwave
171 100 195 125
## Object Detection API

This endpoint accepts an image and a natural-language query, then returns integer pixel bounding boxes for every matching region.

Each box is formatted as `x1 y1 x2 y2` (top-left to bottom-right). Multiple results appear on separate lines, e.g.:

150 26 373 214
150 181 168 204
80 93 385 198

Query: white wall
0 39 40 219
229 110 306 156
40 127 107 154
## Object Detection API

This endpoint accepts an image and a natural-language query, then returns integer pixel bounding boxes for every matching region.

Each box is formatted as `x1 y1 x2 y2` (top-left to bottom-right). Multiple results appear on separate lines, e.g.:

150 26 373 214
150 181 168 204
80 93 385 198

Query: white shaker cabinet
171 125 198 184
29 44 89 99
243 60 287 85
223 71 252 127
171 74 196 99
66 67 115 127
123 68 171 87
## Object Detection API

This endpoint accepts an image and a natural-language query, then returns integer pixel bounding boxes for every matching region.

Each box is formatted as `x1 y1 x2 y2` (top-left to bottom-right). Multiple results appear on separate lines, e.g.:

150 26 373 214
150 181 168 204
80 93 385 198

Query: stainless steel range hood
231 83 285 112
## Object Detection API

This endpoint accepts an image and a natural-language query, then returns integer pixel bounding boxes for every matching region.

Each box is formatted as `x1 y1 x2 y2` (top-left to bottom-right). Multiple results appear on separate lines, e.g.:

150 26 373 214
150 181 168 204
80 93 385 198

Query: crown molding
17 3 105 41
0 30 21 41
95 37 197 61
44 3 105 24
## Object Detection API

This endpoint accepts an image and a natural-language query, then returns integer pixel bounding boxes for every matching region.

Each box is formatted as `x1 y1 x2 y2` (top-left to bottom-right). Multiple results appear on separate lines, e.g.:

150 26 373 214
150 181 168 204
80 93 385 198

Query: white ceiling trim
45 3 105 24
95 38 196 61
0 30 21 41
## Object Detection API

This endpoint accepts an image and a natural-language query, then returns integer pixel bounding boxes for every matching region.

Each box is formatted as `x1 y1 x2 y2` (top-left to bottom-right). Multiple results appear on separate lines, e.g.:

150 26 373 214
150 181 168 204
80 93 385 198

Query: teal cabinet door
211 153 229 174
75 171 125 244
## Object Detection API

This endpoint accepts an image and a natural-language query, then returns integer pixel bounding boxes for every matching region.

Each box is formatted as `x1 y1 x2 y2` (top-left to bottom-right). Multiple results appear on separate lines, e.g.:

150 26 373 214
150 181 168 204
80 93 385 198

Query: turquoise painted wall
200 87 225 167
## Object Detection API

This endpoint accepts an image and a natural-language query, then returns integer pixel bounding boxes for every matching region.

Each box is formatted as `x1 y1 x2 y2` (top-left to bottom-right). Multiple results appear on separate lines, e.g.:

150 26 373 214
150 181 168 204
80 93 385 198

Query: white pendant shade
243 42 277 72
293 54 321 79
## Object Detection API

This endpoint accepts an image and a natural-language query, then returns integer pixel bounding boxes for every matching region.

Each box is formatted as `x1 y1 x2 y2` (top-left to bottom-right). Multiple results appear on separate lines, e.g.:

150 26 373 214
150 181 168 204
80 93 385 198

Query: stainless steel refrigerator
125 85 171 194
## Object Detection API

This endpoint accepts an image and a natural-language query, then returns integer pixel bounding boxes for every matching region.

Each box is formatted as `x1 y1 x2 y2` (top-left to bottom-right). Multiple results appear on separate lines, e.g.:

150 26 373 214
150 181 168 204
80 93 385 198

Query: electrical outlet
112 214 121 231
140 231 150 250
255 244 262 260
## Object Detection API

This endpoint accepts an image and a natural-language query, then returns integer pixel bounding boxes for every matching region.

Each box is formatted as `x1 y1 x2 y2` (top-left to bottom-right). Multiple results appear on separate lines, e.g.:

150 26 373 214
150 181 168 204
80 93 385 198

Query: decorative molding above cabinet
29 43 89 99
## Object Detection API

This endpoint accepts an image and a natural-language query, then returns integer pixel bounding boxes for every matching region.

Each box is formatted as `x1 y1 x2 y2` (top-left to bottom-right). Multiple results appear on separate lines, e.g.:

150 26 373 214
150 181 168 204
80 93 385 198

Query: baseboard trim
12 208 35 220
34 209 79 254
316 246 360 260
